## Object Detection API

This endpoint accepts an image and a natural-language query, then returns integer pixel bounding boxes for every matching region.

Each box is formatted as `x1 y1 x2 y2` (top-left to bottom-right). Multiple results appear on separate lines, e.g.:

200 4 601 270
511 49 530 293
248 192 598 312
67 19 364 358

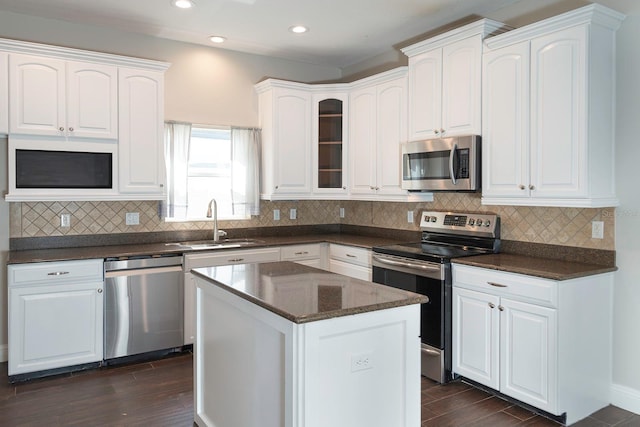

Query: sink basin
165 238 265 250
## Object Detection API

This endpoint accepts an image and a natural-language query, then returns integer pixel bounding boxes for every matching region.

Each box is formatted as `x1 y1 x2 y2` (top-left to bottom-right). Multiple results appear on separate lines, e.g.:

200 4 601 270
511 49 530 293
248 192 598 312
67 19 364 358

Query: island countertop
192 261 428 324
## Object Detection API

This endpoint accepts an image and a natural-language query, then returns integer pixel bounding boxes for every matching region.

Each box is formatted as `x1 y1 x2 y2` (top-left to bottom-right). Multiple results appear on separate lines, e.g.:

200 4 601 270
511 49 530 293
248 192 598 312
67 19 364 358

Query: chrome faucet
206 198 227 242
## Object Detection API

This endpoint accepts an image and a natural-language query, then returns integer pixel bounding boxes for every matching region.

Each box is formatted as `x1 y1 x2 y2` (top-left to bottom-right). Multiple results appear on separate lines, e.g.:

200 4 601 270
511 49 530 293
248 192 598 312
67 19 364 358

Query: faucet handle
218 230 228 238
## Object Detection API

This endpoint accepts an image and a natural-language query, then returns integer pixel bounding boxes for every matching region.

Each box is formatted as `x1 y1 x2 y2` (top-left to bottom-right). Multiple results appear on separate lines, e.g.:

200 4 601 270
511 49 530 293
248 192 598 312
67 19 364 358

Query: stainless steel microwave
401 135 480 192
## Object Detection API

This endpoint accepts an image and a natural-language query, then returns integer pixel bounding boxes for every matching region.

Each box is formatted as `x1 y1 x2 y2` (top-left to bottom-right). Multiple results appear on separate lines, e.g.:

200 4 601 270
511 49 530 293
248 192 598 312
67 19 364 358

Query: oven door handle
449 142 458 185
372 254 441 273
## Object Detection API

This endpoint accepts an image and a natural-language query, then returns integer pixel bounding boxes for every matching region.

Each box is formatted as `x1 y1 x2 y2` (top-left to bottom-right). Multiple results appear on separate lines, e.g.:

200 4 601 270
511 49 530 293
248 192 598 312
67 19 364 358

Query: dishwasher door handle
105 265 183 278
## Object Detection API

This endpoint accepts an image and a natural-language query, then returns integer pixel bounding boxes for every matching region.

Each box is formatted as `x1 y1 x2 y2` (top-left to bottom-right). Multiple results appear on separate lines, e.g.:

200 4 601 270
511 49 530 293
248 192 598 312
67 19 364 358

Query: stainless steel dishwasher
104 255 184 361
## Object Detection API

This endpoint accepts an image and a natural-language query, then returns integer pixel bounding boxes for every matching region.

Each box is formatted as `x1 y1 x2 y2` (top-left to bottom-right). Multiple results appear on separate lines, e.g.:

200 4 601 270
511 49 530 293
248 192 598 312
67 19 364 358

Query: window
164 123 261 222
185 127 239 220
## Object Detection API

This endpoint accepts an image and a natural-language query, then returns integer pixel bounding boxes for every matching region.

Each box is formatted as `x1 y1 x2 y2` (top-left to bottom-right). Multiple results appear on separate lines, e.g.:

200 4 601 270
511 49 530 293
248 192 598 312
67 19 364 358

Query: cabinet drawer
9 259 104 287
329 244 371 268
453 264 557 307
281 244 321 260
184 247 281 269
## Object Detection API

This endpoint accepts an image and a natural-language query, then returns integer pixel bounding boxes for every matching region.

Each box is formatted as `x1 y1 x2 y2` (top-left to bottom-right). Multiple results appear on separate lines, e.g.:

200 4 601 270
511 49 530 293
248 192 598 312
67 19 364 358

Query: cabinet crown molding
401 18 511 57
0 37 170 71
484 3 625 50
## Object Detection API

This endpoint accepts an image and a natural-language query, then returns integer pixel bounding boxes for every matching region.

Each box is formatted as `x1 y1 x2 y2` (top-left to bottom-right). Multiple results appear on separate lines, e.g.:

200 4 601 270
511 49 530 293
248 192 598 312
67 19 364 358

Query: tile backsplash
10 193 615 250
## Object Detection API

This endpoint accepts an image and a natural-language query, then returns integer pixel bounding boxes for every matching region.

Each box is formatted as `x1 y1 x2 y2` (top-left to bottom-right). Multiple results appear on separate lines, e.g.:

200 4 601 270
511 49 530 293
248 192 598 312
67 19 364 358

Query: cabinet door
482 42 531 199
376 76 407 196
500 298 557 414
66 62 118 139
0 52 7 134
407 48 442 140
313 93 348 195
9 54 66 136
530 25 587 199
273 88 312 195
118 67 165 196
452 287 499 389
349 86 377 194
441 36 482 137
9 282 103 375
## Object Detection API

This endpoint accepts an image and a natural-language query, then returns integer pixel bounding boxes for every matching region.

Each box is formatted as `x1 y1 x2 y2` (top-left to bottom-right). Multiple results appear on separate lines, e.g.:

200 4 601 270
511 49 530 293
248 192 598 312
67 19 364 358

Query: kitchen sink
165 238 265 250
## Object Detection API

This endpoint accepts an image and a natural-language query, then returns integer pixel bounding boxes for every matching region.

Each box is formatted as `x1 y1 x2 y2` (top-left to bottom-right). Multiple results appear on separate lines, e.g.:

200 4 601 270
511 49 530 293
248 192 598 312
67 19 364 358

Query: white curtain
163 121 192 218
231 127 261 216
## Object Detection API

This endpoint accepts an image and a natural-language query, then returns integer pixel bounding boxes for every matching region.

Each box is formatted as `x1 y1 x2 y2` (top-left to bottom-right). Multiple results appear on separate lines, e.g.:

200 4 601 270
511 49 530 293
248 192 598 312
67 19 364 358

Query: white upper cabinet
0 52 8 135
9 54 117 139
118 67 166 197
482 4 624 207
402 19 509 141
349 69 409 200
256 80 312 200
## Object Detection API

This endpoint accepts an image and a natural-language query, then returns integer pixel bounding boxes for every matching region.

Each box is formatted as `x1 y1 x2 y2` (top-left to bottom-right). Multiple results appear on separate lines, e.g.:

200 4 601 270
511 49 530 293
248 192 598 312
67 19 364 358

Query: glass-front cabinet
313 92 348 196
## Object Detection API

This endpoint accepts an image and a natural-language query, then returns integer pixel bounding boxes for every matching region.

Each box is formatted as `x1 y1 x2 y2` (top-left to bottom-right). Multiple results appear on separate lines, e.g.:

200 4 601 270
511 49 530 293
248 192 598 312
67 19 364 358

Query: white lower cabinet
328 244 371 281
183 247 281 345
452 263 612 425
280 243 328 269
8 259 104 376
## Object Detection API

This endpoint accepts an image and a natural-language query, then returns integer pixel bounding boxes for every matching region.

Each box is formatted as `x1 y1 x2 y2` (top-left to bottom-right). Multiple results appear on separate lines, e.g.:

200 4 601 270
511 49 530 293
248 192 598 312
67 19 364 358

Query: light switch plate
290 208 297 220
273 209 280 221
60 213 70 228
407 210 414 223
339 207 345 218
592 221 604 239
126 212 140 226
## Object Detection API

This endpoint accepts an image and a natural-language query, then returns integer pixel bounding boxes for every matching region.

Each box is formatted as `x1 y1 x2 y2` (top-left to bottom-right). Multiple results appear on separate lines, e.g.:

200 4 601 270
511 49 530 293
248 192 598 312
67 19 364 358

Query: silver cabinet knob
59 127 65 132
440 128 445 135
519 184 526 190
434 129 440 135
498 305 504 312
97 288 103 293
488 302 495 309
529 185 535 190
68 127 74 132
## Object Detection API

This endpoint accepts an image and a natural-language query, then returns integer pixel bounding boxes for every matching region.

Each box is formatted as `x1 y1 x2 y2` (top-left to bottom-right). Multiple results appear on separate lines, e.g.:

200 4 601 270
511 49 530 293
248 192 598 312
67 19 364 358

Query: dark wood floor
1 352 638 426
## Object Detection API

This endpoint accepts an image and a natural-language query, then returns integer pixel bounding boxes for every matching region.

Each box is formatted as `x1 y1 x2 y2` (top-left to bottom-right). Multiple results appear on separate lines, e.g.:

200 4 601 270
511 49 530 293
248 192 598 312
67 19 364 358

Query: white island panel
193 262 423 427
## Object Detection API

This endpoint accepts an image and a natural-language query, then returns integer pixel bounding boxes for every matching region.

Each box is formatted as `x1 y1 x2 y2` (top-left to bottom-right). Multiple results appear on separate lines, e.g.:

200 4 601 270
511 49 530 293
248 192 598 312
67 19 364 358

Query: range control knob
484 220 491 227
468 219 475 226
423 215 431 223
476 219 483 226
431 216 437 223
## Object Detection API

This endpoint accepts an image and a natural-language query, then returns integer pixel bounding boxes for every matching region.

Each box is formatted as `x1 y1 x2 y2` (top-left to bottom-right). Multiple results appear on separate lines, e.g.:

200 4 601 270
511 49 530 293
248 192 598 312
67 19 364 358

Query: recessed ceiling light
289 25 308 34
209 36 226 44
172 0 194 9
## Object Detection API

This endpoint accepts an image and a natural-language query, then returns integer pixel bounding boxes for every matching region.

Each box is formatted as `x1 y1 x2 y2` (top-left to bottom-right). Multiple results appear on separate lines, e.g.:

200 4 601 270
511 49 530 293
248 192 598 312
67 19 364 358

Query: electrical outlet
60 213 71 228
339 207 345 218
290 208 297 220
351 352 374 372
273 209 280 221
407 210 414 224
125 212 140 226
592 221 604 239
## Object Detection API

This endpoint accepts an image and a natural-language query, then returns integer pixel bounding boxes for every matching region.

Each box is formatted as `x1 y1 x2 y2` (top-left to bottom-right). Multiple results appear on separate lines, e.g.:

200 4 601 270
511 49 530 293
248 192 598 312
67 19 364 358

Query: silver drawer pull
228 258 244 262
47 271 69 276
294 251 309 255
487 281 508 288
346 254 357 258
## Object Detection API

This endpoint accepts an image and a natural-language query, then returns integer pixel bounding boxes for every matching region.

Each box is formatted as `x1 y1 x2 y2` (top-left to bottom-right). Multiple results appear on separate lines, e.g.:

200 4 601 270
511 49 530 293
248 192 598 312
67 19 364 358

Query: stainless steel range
372 211 500 383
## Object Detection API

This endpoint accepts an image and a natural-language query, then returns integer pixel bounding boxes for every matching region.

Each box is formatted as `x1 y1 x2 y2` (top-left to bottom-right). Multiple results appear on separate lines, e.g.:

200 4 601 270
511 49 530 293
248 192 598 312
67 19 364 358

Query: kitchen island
191 261 427 427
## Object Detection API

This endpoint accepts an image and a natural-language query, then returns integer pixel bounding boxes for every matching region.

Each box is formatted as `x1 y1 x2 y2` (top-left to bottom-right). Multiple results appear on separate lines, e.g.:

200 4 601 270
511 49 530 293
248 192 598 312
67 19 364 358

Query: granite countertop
192 261 428 324
452 253 618 280
6 233 403 264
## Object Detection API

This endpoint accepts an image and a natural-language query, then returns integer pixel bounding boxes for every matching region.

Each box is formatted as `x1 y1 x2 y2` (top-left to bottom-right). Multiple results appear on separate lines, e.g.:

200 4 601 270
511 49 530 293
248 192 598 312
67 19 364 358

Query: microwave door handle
449 143 458 185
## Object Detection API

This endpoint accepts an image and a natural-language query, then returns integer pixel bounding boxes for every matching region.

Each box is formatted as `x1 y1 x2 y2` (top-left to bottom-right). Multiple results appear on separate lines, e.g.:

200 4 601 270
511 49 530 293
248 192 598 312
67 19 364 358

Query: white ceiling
0 0 524 69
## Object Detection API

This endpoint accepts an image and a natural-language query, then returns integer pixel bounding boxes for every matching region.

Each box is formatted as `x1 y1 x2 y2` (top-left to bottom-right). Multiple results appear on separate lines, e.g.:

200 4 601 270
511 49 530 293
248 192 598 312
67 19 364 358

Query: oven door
371 253 450 383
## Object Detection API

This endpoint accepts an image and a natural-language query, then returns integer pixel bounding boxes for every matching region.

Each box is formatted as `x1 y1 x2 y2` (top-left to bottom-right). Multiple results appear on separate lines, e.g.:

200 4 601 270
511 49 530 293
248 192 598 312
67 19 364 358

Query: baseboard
611 383 640 415
0 344 7 363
